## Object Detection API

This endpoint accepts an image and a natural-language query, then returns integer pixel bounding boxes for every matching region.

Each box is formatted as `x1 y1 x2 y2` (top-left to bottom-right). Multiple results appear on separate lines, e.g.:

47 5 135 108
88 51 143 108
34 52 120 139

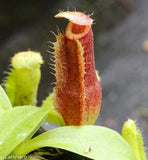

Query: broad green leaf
13 126 137 160
41 92 65 126
0 85 12 112
0 106 49 158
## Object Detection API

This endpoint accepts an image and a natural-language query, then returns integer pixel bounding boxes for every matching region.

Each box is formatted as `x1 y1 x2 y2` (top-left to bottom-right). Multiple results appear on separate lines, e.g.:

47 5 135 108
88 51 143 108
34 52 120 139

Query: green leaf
96 70 101 82
0 106 49 158
13 126 137 160
0 85 12 112
41 92 54 108
41 92 65 126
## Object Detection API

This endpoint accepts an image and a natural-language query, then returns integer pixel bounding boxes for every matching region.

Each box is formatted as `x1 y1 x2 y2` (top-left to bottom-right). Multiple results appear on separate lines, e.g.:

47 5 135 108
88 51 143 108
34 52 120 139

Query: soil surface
0 0 148 152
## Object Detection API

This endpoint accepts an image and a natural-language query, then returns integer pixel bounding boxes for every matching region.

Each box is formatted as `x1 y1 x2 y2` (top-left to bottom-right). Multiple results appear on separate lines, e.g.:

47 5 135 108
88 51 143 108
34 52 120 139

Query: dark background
0 0 148 150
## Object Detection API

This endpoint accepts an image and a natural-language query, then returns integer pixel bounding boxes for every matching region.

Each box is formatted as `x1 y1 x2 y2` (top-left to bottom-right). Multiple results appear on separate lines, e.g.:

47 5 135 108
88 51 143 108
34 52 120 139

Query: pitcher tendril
53 11 102 125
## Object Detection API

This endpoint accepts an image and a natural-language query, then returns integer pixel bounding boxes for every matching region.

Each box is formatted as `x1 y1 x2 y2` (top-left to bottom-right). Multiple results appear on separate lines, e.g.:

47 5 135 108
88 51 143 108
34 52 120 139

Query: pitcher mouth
65 22 91 40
